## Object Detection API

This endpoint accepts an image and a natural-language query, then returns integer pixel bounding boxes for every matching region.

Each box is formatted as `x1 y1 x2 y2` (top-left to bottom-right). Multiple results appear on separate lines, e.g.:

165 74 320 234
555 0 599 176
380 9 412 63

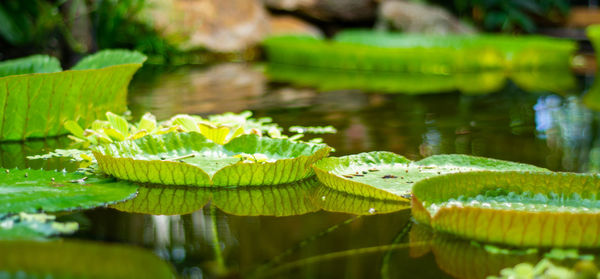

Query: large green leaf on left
0 49 146 141
313 151 547 201
93 132 331 187
0 168 138 213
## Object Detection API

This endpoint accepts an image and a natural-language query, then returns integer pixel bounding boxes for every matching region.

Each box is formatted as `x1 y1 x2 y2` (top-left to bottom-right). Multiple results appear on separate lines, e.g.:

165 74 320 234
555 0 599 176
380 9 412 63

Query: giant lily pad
312 151 547 201
0 168 138 213
313 185 409 215
0 240 175 278
412 171 600 247
0 49 146 141
93 132 331 187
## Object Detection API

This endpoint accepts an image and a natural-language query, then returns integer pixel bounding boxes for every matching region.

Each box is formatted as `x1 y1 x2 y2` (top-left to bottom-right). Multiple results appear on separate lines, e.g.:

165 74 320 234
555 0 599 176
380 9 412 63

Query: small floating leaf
93 132 331 187
0 168 138 213
0 213 78 240
412 171 600 247
313 151 547 201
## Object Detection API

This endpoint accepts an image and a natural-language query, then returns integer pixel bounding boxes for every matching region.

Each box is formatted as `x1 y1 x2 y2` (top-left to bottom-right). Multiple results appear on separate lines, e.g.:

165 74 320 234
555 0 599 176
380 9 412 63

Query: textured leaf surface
412 171 600 247
0 240 175 279
313 151 547 201
94 132 331 186
0 168 138 213
0 55 61 77
112 178 320 216
0 49 146 141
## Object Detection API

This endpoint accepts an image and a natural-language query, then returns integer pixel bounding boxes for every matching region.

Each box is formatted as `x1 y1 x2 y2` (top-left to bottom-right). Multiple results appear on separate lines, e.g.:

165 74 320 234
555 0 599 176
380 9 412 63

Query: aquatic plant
0 168 137 213
312 151 547 201
412 171 600 247
263 30 575 75
0 213 78 240
93 132 331 187
0 49 146 141
587 25 600 69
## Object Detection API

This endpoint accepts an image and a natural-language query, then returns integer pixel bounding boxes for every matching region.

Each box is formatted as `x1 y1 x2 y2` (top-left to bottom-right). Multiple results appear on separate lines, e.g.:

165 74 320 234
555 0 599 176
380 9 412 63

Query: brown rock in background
379 0 475 34
268 15 323 37
140 0 270 52
264 0 377 22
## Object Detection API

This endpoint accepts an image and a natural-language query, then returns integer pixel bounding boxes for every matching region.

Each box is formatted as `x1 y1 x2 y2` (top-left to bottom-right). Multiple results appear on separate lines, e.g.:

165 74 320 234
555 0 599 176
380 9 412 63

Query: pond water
1 63 599 278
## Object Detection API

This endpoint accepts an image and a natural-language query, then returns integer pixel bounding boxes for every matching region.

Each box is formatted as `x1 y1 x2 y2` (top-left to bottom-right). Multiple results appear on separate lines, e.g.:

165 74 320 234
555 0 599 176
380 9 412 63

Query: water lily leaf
111 178 320 216
0 55 61 77
0 213 78 240
0 240 175 278
0 49 146 141
313 151 547 201
313 185 409 215
0 168 138 213
412 171 600 247
93 132 331 186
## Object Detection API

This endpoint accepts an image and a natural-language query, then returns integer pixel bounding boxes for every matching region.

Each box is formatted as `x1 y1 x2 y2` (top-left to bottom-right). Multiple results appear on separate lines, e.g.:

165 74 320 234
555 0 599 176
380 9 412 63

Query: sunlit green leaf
93 132 331 186
412 171 600 247
0 49 146 141
313 151 547 201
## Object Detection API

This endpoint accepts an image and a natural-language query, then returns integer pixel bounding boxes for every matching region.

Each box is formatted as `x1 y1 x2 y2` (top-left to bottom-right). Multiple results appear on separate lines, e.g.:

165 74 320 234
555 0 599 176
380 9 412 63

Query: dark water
2 63 599 278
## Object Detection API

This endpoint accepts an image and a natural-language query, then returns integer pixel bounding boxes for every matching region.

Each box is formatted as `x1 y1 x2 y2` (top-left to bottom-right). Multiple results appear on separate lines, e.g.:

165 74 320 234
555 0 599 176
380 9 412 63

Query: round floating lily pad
93 132 331 187
312 151 547 201
412 171 600 247
0 168 138 214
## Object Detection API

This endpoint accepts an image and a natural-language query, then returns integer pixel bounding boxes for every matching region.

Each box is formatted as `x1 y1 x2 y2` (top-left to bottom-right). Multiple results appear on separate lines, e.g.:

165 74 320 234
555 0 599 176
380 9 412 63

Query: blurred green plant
90 0 180 63
446 0 570 33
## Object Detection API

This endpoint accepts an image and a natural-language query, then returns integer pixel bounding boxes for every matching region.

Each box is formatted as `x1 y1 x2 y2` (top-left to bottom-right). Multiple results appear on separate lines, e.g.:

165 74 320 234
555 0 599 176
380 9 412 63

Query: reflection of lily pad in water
266 64 507 95
111 178 321 216
0 168 138 214
0 240 175 278
112 177 409 216
406 224 540 279
0 50 146 141
312 185 409 215
412 171 600 247
313 152 547 201
93 132 331 187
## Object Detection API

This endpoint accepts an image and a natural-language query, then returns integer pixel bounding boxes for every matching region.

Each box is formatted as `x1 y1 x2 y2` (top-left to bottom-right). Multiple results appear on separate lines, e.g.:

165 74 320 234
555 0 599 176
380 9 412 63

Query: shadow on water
6 63 600 278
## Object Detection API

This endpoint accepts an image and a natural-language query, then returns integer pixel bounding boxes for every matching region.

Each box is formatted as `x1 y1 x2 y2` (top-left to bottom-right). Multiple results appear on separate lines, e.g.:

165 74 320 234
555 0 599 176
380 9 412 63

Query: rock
378 0 475 34
140 0 270 52
268 15 323 37
264 0 377 22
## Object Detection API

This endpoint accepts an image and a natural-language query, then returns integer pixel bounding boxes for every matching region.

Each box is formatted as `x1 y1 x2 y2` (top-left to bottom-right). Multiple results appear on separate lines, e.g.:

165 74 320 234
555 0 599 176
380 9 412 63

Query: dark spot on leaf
382 175 397 179
368 169 379 172
343 175 354 178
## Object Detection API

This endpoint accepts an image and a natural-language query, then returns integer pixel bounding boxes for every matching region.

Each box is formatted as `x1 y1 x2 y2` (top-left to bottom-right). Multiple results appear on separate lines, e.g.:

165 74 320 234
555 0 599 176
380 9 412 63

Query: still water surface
1 63 598 278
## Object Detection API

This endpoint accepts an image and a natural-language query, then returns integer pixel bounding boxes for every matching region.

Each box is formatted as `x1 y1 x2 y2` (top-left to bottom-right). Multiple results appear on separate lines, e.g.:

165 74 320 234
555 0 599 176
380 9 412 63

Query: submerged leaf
0 213 78 240
312 151 547 201
0 49 146 141
412 171 600 247
0 168 138 213
93 132 331 186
